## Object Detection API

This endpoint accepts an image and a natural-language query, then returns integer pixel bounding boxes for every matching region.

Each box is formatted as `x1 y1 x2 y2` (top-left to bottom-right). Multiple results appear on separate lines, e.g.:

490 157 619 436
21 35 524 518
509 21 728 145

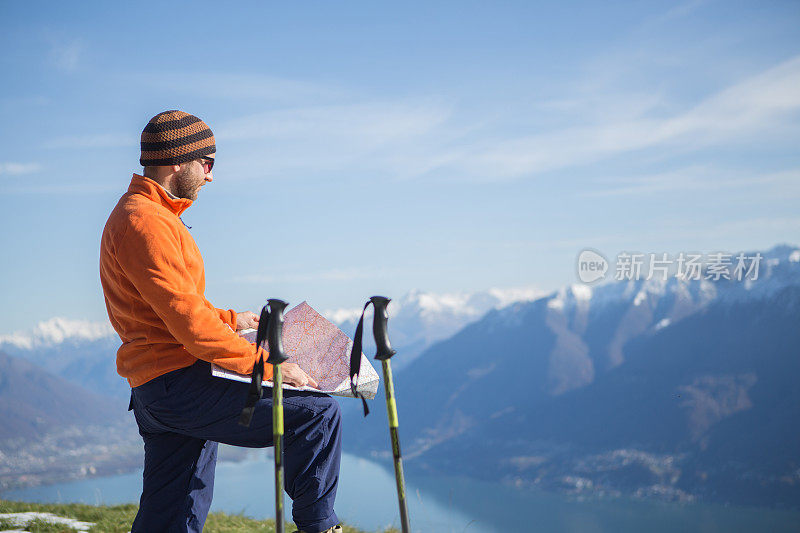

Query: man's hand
280 362 320 389
235 310 259 331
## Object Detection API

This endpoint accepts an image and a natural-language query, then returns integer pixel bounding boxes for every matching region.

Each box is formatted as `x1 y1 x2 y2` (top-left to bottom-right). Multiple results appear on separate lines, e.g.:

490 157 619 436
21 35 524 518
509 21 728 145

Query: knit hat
140 110 216 167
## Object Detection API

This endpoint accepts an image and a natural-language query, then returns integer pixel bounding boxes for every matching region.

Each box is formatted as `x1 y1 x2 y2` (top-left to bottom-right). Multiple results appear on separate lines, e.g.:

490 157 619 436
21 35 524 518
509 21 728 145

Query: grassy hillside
0 500 399 533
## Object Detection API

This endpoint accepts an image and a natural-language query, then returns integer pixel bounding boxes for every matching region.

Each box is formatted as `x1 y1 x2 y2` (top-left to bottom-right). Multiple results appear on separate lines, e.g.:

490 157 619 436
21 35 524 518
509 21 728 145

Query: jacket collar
127 174 193 217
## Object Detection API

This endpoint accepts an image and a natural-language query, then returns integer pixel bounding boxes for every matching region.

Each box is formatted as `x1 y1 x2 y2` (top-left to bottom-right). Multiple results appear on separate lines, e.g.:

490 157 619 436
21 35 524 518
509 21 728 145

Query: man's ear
171 163 181 173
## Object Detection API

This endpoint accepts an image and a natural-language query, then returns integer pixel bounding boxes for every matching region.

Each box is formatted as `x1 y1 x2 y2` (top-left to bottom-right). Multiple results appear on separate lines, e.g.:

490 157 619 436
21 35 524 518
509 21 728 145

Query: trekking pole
372 296 411 533
265 299 290 533
349 296 410 533
238 298 289 533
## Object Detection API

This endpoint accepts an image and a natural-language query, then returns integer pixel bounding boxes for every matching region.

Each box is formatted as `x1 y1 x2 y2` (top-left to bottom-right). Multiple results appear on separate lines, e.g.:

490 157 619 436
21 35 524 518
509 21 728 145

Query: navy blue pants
129 360 342 533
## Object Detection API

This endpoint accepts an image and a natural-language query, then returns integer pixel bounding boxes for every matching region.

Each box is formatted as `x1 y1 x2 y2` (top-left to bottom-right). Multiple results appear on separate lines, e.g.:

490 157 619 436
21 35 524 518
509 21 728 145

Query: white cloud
323 307 364 324
0 162 42 176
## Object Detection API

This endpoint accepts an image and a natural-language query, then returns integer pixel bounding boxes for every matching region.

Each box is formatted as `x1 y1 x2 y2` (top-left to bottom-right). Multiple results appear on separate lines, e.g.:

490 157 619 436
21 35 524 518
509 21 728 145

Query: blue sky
0 1 799 335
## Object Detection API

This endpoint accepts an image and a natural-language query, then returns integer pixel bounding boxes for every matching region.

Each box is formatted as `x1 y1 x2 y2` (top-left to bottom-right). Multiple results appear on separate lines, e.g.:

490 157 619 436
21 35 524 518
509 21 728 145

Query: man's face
173 152 215 201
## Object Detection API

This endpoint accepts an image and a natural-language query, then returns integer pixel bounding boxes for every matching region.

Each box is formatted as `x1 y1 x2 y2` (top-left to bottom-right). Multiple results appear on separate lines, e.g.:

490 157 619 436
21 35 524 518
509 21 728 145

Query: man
99 110 343 533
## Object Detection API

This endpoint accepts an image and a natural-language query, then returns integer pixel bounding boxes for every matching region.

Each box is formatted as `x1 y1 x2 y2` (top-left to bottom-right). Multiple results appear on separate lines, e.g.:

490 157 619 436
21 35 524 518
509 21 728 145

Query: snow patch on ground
0 512 94 532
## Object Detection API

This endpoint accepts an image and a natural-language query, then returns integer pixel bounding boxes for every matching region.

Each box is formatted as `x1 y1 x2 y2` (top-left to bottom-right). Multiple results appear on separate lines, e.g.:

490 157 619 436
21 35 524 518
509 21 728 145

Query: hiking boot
294 525 343 533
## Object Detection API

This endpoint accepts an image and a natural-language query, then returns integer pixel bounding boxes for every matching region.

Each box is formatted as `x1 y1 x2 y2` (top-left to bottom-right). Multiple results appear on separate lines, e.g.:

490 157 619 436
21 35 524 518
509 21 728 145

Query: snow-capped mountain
3 244 799 503
325 286 546 369
0 318 124 398
0 317 115 351
546 244 799 315
487 244 800 380
345 243 800 507
0 286 545 396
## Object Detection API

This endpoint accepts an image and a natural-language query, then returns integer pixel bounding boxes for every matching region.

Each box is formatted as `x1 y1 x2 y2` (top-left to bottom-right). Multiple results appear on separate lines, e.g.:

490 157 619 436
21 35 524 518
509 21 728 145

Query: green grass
0 500 400 532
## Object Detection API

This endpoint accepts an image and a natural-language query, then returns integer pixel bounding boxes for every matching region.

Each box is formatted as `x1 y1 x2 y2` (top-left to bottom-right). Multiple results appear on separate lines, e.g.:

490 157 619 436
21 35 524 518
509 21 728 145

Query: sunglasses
201 156 215 173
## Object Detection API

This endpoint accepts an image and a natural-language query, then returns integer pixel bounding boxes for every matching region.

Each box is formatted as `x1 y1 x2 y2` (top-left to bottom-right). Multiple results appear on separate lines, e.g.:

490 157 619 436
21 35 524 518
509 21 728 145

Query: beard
172 165 201 200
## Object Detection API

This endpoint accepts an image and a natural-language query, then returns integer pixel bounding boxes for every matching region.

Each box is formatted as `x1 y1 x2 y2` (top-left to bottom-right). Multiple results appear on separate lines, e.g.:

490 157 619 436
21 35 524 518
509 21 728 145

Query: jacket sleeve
217 308 238 330
116 216 272 379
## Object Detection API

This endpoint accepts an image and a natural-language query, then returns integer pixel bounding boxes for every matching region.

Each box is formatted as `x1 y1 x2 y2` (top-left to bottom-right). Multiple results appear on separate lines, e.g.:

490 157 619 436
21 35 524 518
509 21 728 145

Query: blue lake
3 451 799 532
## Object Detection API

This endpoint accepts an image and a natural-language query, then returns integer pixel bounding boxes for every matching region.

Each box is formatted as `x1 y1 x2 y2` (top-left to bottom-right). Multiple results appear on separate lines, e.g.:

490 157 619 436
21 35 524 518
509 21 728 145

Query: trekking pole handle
266 299 289 365
371 296 397 361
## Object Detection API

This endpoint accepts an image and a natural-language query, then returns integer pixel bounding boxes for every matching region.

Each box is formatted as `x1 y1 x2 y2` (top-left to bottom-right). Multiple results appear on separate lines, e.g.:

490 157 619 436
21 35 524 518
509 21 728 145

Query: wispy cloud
0 95 50 109
0 162 42 176
43 133 136 149
50 39 83 71
706 216 800 234
220 100 452 143
208 54 800 185
446 55 800 181
43 54 799 186
0 182 119 194
649 0 714 26
149 72 347 103
217 99 457 179
231 266 398 284
582 167 800 197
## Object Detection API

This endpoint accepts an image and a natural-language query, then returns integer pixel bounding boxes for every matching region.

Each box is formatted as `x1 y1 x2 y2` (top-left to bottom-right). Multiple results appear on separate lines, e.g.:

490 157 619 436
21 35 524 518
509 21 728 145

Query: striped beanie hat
140 110 216 167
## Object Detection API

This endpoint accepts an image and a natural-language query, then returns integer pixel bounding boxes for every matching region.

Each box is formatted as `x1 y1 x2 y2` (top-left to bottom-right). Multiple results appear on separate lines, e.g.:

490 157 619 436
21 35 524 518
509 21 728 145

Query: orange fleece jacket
99 174 269 387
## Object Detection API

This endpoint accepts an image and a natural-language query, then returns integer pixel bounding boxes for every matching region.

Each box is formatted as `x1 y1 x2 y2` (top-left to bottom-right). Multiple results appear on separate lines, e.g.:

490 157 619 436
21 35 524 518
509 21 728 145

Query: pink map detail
211 301 380 399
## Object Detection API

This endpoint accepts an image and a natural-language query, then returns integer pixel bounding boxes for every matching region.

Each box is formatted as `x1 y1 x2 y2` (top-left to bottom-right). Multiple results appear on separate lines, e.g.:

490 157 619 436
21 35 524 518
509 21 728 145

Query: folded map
211 301 380 399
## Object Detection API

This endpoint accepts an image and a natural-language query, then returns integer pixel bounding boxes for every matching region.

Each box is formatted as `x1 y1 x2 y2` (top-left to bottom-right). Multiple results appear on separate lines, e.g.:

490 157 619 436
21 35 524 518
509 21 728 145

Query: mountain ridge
345 244 800 507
